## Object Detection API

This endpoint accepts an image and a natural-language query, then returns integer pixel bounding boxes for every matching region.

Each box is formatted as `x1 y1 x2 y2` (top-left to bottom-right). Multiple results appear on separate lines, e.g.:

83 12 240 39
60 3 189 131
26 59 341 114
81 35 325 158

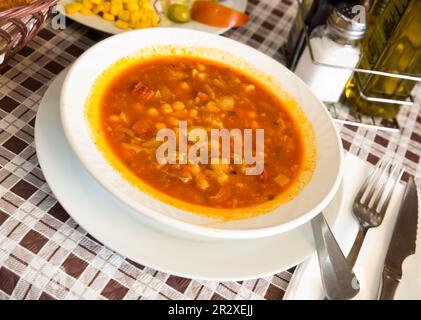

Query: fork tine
379 167 405 216
362 160 392 207
354 157 385 204
371 162 399 211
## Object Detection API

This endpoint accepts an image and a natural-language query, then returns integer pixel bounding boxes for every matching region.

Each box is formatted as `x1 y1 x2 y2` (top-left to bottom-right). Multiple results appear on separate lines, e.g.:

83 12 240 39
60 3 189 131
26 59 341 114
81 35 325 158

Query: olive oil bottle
342 0 421 119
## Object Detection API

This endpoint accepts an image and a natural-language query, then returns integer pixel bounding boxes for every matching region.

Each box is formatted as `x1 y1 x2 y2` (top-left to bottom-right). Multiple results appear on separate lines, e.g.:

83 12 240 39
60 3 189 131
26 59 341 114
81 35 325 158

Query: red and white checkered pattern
0 0 420 300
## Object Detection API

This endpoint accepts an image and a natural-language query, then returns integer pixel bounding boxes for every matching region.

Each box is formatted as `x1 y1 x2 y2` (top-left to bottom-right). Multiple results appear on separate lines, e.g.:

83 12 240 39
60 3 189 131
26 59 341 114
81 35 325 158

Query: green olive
167 4 191 23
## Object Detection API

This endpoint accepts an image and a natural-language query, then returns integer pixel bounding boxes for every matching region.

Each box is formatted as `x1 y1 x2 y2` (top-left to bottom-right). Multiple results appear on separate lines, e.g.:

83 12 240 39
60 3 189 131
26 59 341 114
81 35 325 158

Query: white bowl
60 28 343 240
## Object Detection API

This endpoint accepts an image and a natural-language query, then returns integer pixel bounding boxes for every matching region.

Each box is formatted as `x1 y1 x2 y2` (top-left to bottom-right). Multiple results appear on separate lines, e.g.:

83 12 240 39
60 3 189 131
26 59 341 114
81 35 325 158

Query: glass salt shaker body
294 5 366 103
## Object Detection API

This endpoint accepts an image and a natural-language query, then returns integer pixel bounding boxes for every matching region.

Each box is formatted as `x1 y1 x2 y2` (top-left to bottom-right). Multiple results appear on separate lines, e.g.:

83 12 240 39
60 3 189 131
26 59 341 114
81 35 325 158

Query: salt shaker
294 4 367 103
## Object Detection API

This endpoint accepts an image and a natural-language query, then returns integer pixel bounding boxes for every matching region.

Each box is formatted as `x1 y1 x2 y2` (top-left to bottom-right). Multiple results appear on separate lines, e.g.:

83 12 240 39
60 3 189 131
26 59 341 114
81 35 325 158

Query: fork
347 157 404 267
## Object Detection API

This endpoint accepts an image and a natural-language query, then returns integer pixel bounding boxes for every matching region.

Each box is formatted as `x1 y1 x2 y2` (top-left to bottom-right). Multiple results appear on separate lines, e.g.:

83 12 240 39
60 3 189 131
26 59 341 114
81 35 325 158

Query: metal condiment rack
294 0 421 132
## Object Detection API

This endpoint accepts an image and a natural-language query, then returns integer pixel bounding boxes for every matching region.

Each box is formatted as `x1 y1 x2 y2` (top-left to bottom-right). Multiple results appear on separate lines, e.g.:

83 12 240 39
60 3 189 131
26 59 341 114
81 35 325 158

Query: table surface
0 0 420 300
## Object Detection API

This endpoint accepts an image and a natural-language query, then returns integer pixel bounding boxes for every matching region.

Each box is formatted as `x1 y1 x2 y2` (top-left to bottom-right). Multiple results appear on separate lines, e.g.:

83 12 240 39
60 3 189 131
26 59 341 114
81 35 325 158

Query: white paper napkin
284 153 421 300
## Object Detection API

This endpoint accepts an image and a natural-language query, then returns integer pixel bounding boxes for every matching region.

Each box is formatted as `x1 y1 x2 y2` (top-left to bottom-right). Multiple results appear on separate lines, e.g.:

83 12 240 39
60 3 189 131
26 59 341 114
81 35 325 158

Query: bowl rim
60 28 344 239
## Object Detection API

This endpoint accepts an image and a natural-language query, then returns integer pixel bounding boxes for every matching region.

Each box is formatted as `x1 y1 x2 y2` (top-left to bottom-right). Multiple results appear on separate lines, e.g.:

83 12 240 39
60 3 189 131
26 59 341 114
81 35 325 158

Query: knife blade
379 176 418 300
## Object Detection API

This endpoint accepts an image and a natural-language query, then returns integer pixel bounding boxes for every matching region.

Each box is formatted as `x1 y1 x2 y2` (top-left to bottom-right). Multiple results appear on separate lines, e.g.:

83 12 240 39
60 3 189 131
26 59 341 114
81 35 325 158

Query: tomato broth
87 53 316 219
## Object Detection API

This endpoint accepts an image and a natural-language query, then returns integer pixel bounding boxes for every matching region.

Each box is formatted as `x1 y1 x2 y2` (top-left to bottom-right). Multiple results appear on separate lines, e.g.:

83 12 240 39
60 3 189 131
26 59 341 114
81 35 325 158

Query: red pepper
191 1 249 28
197 91 210 102
132 81 155 101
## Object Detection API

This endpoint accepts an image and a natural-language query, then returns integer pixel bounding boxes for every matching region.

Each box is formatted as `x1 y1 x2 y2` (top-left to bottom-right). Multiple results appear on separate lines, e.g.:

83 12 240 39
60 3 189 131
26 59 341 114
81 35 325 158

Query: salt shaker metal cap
328 3 367 40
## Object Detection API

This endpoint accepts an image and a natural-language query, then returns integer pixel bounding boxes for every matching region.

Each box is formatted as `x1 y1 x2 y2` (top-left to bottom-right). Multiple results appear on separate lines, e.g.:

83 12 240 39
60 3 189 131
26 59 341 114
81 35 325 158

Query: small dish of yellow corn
64 0 159 30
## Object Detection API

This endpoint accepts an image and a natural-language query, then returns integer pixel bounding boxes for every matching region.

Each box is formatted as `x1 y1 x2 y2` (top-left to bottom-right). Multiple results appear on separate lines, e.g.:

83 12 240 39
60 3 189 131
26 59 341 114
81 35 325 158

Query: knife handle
311 213 360 300
379 270 400 300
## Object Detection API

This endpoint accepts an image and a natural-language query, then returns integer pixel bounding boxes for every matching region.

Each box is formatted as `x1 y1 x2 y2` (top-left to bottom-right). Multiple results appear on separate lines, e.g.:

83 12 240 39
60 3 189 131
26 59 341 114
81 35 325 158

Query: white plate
59 0 248 35
35 69 343 280
60 28 343 239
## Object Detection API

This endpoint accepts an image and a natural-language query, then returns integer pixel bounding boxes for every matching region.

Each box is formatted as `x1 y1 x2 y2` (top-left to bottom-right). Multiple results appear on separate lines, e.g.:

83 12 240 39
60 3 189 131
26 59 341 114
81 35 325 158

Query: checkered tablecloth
0 0 420 300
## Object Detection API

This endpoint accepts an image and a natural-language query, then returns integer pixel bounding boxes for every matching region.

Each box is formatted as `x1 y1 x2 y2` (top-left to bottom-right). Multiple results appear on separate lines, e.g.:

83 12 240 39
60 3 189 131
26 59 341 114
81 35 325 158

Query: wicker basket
0 0 58 66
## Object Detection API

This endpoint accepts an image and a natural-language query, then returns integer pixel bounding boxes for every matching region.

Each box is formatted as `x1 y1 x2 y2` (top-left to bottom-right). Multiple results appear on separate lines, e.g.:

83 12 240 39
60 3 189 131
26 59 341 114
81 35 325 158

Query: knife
379 176 418 300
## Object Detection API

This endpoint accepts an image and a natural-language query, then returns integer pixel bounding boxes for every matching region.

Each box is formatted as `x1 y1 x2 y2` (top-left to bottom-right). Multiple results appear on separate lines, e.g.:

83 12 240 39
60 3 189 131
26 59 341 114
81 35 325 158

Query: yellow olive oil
342 0 421 119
